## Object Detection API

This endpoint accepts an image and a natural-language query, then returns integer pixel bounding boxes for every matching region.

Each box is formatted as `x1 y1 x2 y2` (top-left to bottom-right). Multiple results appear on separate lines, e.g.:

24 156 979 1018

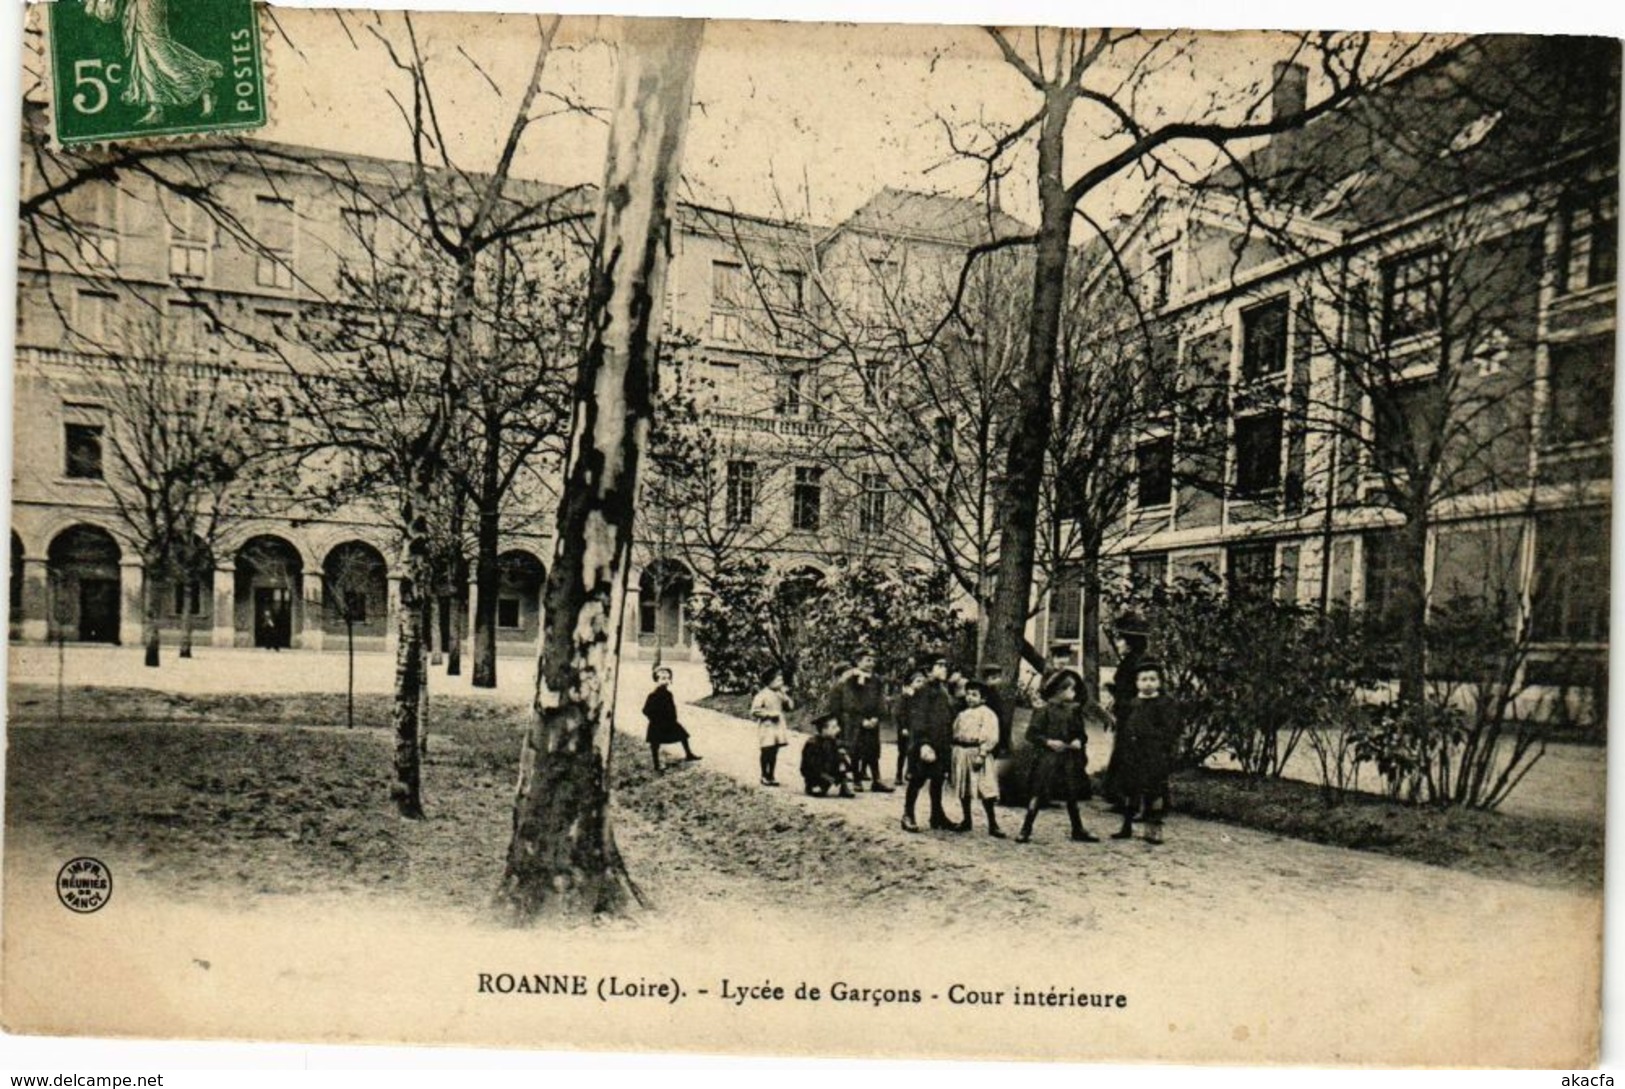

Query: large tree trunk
983 90 1072 687
178 598 193 659
498 17 702 920
390 522 430 819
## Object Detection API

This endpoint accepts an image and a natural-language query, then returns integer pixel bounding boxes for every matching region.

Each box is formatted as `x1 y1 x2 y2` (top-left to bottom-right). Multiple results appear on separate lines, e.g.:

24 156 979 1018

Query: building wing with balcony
1039 35 1618 691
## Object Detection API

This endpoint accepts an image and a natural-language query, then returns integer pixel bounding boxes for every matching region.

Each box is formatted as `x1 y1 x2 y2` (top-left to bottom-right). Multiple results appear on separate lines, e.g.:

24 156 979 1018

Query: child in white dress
948 682 1005 838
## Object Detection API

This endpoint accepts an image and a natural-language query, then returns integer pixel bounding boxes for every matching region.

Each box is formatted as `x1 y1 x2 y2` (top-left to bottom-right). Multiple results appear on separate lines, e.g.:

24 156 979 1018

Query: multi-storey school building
1038 35 1617 690
9 119 995 661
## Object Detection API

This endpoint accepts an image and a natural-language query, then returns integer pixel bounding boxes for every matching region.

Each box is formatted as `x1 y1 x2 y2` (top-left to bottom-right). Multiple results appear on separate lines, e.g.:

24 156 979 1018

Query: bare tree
1189 36 1618 713
499 16 703 920
52 311 271 668
953 29 1423 687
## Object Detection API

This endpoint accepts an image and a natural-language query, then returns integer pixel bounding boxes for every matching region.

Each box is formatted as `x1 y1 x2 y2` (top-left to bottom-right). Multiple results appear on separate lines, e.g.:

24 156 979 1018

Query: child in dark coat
800 710 855 798
1108 661 1178 844
643 666 701 773
1016 669 1102 844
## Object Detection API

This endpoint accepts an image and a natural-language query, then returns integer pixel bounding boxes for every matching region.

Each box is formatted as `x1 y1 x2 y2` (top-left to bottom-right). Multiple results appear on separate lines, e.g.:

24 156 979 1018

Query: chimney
1271 61 1308 122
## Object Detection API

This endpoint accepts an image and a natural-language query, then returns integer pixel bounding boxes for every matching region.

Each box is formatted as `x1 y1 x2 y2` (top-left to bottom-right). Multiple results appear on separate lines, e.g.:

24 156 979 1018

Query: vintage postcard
2 1 1615 1069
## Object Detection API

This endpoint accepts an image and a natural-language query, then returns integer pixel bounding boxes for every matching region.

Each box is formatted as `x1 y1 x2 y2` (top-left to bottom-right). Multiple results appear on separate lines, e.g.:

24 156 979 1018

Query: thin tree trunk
142 561 161 668
983 87 1072 686
447 555 467 676
498 17 702 920
1081 548 1102 696
1396 505 1430 711
472 482 501 687
420 595 432 755
179 601 193 659
346 617 356 729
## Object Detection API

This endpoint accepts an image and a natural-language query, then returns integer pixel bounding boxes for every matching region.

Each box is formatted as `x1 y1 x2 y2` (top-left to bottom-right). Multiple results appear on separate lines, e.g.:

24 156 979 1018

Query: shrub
1115 575 1381 782
688 559 970 701
798 562 970 702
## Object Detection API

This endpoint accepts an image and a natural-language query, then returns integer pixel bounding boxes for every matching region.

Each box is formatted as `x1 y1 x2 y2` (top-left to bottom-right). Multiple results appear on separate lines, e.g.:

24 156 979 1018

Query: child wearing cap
900 656 955 833
1109 661 1179 844
948 682 1004 838
800 710 855 798
1016 669 1101 844
751 665 794 787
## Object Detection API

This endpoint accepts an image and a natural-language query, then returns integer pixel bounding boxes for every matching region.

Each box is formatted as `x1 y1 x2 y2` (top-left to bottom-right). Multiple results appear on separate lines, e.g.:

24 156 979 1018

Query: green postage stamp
48 0 267 146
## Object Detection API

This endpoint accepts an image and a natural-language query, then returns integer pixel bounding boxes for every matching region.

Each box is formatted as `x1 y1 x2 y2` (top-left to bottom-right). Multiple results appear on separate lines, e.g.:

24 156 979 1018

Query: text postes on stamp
48 0 266 146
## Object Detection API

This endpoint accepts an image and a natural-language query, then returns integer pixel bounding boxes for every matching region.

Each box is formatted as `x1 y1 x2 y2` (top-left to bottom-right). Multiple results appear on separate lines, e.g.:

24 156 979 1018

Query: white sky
254 12 1431 230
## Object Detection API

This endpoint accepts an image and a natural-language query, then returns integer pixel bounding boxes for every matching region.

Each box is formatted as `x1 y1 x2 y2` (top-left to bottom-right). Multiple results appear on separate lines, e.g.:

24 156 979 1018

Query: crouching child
801 710 855 798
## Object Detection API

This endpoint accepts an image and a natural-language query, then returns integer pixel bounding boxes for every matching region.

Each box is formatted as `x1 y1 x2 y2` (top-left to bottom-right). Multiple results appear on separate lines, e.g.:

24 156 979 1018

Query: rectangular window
1129 551 1168 590
865 257 897 314
255 308 295 345
1233 412 1283 497
725 460 756 526
858 472 887 535
340 589 368 623
771 268 804 312
63 184 119 271
1150 250 1172 310
1532 509 1610 642
1561 187 1617 294
1362 529 1406 621
1135 435 1173 507
65 422 104 479
710 261 744 343
74 289 116 343
1226 542 1276 598
340 207 379 248
1381 249 1446 342
254 195 296 290
1547 337 1615 445
781 370 805 417
172 579 204 617
1050 566 1082 641
497 597 522 630
168 299 208 354
792 467 823 532
1372 378 1440 477
711 260 744 307
1240 297 1290 381
167 199 210 283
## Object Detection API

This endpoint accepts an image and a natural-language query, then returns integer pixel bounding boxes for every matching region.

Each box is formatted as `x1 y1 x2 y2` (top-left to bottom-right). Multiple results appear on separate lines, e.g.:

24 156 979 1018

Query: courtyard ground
0 644 1605 1065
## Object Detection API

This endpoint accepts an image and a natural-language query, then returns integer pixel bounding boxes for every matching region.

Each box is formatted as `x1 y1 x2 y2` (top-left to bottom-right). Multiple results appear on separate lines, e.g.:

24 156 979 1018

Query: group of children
641 630 1179 845
787 643 1180 845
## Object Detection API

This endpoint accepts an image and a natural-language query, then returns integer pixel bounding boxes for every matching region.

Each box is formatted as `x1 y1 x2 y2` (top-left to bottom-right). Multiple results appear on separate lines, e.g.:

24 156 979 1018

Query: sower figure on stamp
831 647 892 793
86 0 223 124
948 681 1004 838
1016 669 1102 844
1109 661 1179 844
801 710 855 798
900 656 955 833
